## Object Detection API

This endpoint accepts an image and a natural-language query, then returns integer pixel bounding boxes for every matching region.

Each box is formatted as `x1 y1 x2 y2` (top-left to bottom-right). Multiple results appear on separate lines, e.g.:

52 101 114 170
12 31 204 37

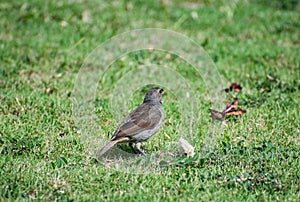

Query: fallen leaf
225 83 242 92
209 108 224 121
223 98 246 117
223 98 238 114
225 109 246 116
209 98 246 120
178 137 195 157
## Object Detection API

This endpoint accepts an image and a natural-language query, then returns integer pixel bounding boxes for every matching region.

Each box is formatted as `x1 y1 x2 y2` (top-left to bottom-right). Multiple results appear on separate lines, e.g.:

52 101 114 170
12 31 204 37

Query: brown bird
96 87 164 159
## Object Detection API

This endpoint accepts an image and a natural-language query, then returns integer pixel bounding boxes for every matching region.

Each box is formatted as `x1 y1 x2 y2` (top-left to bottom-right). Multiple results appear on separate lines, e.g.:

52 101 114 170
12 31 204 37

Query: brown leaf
210 98 246 120
223 98 238 113
223 98 246 117
225 83 242 92
225 109 247 116
209 108 224 121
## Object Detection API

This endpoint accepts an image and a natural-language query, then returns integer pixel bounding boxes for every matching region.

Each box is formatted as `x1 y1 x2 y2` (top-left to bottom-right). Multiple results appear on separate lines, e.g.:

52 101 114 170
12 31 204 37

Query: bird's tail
96 141 117 159
96 137 130 160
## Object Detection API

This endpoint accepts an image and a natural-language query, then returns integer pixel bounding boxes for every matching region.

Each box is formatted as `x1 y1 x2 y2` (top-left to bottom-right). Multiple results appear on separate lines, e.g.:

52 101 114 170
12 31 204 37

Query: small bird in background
96 87 164 159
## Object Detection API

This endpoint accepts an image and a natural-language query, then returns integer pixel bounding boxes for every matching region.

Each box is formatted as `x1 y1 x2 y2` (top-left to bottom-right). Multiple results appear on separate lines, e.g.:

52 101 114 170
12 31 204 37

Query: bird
96 87 164 159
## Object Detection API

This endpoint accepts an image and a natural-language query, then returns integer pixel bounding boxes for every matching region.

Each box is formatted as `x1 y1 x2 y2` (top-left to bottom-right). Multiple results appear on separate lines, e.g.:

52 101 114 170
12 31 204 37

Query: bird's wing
112 103 162 140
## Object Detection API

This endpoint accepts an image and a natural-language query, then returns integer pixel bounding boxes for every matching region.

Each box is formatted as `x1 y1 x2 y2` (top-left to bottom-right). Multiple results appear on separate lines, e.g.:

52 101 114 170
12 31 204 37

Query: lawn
1 0 300 201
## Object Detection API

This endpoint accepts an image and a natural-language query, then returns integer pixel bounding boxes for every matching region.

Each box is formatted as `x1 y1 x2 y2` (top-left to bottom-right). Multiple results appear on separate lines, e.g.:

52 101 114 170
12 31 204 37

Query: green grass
1 0 300 201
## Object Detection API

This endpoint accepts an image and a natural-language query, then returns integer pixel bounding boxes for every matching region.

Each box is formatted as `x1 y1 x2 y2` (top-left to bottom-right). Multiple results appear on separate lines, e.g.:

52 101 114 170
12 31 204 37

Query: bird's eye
159 89 164 94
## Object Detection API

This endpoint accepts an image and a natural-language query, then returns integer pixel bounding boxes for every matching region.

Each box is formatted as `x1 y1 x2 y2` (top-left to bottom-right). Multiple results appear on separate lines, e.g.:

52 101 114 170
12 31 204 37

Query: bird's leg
129 143 138 154
136 142 147 155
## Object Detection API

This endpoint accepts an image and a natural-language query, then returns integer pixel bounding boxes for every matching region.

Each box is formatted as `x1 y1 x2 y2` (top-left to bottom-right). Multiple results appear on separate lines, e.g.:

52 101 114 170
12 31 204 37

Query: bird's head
143 87 164 104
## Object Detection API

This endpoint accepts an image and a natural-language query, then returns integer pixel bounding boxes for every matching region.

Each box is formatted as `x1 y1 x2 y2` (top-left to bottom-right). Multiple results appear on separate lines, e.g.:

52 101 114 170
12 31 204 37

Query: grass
1 0 300 201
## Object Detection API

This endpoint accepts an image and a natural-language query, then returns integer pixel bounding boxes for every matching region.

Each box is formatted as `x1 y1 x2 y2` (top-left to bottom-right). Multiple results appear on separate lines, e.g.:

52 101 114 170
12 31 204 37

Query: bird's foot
136 142 147 156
